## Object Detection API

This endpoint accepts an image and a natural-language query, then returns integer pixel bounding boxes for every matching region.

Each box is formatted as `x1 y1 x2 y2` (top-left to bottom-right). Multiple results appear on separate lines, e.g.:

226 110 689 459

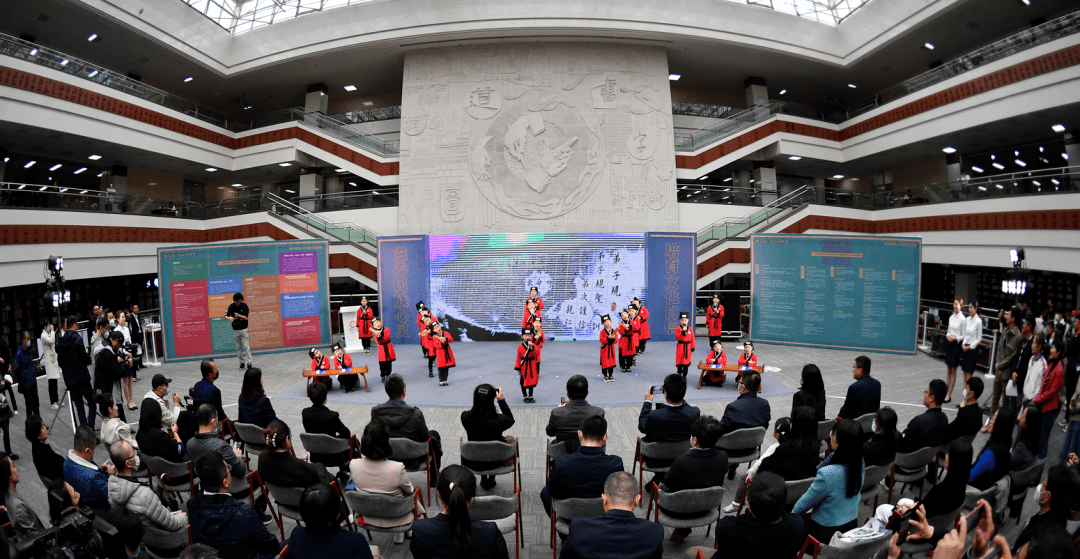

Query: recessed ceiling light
279 163 292 167
217 186 225 190
1014 159 1026 167
29 48 37 56
698 175 708 180
88 155 102 160
38 186 47 191
1064 153 1070 161
789 156 802 160
79 190 87 194
1033 180 1042 186
2 158 7 162
668 74 681 81
995 184 1004 189
978 186 987 191
349 182 357 186
847 83 856 89
183 76 193 83
1052 124 1066 133
74 167 87 174
1014 150 1019 156
205 167 217 172
59 188 67 192
285 189 296 194
97 172 103 177
992 162 1005 170
832 174 844 179
87 34 98 41
362 101 374 106
60 59 69 66
971 166 984 173
1039 146 1045 152
49 164 62 171
723 177 732 182
335 168 346 173
87 70 98 78
923 43 935 50
24 161 36 168
942 147 956 154
372 190 379 195
1052 179 1061 185
232 183 242 187
343 85 357 92
16 185 24 190
779 89 787 95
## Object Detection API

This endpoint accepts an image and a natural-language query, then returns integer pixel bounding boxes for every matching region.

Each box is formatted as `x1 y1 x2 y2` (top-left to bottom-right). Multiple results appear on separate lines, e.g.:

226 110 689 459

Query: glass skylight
734 0 873 26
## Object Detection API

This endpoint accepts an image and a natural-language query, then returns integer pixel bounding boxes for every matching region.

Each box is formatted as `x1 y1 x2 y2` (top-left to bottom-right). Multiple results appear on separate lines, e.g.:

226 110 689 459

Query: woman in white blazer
39 322 63 409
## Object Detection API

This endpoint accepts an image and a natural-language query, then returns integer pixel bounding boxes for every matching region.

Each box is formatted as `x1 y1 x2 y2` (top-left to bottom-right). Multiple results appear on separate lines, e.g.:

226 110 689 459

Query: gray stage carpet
271 339 794 408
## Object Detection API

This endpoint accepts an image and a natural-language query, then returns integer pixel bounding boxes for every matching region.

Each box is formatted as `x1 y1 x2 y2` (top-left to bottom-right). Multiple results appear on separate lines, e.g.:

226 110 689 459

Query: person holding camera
94 331 132 423
114 311 138 412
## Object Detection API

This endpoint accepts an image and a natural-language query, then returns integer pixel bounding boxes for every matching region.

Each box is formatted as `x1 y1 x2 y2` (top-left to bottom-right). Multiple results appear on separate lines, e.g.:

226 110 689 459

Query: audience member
1 451 45 538
63 425 114 514
410 465 509 559
658 415 727 543
192 359 227 421
25 414 65 482
1012 319 1036 401
180 543 221 559
57 315 96 428
1013 404 1042 471
919 440 974 518
186 403 249 500
792 419 864 544
301 382 351 468
135 397 186 463
13 330 40 418
1061 361 1080 464
792 364 826 421
718 371 772 475
102 507 146 559
1033 339 1065 459
896 379 949 453
639 373 700 482
0 375 14 460
687 471 806 559
757 406 820 481
188 454 281 559
93 330 131 423
460 383 516 490
107 440 188 534
284 483 374 559
862 406 899 467
541 415 623 517
546 375 605 452
836 355 880 421
723 415 796 514
348 419 425 544
237 368 277 428
559 471 663 559
1065 316 1080 409
371 374 443 479
143 374 182 430
1014 465 1072 553
258 419 331 488
945 376 983 443
98 392 138 450
1022 333 1047 402
990 306 1023 415
969 408 1014 490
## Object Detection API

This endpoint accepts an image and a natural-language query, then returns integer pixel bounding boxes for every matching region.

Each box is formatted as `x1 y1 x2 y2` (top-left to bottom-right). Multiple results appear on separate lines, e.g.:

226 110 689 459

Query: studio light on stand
1001 247 1029 304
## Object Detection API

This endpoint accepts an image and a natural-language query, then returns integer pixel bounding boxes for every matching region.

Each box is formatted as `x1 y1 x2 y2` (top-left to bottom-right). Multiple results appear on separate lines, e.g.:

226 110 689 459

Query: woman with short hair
348 419 424 543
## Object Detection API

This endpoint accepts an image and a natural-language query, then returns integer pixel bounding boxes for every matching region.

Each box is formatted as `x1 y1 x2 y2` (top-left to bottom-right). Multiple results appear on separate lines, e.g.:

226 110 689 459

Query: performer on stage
707 295 725 339
331 343 358 393
617 309 637 372
632 297 651 355
531 316 544 378
628 305 642 366
527 286 544 312
355 296 374 356
675 311 695 378
309 347 332 386
738 341 758 384
430 321 455 386
420 315 436 378
416 301 432 361
371 318 396 381
523 299 542 330
703 339 727 387
515 327 539 403
600 314 617 382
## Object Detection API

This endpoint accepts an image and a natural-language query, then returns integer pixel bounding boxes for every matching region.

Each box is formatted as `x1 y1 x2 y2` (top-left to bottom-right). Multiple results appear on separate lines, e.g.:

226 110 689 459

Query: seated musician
737 342 759 383
332 344 360 393
309 348 332 386
702 340 728 387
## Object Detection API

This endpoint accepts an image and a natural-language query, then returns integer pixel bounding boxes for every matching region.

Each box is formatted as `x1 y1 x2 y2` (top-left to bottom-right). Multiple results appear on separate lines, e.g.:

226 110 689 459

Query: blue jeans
1060 420 1080 464
1039 407 1059 460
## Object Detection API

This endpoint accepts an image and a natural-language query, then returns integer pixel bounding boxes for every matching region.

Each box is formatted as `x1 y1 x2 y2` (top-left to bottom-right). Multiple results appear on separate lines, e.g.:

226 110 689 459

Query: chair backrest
816 419 837 442
389 438 429 462
469 494 519 521
716 426 767 452
925 506 962 538
893 446 940 470
861 463 893 492
1009 460 1045 488
263 481 306 508
639 439 691 461
656 486 725 514
853 412 876 435
299 432 350 455
143 525 190 551
140 453 193 484
547 440 569 461
550 497 606 520
460 440 516 463
959 433 978 448
785 478 816 506
343 490 415 519
817 531 893 559
232 422 267 447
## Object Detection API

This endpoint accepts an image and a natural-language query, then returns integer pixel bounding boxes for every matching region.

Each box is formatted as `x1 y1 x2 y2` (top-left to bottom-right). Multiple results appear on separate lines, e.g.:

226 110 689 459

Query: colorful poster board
645 233 698 342
750 233 921 355
158 240 331 361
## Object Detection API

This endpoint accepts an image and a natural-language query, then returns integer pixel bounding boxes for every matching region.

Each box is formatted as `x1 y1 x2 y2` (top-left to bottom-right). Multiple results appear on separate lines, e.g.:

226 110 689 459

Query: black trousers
602 367 614 379
638 339 647 352
676 365 689 378
428 356 436 373
69 382 96 428
49 379 59 404
619 355 633 369
379 361 392 377
357 336 369 351
438 367 449 382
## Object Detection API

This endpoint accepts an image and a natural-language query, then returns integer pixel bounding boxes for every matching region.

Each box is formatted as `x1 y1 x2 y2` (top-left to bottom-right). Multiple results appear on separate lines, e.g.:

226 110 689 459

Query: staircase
266 193 378 256
696 186 815 256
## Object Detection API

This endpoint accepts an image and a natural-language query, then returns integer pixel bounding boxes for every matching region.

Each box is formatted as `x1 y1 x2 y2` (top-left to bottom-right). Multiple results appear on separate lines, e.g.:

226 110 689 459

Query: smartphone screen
560 396 567 405
651 385 664 395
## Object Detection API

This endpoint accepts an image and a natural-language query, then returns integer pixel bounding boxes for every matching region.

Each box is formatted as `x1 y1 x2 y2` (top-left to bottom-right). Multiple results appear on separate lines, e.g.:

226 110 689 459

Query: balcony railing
696 186 815 248
222 108 399 155
674 100 848 152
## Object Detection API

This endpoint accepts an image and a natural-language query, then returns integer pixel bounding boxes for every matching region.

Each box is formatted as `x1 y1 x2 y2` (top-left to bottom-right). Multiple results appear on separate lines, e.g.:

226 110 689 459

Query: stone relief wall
398 43 678 234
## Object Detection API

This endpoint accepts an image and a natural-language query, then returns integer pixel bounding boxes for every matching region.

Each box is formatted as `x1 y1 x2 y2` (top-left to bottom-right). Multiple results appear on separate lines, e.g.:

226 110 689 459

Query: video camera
10 503 114 559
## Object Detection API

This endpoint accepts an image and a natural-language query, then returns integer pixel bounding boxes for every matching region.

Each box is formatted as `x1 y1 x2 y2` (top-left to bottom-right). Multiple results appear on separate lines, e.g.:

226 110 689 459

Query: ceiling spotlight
923 43 935 50
29 48 37 56
992 162 1005 170
978 186 987 191
1052 179 1061 185
335 168 346 173
832 174 845 179
49 164 62 171
242 102 252 110
343 85 357 91
1019 0 1030 5
779 89 787 95
183 76 193 83
279 163 292 167
1014 159 1026 167
1014 150 1019 156
59 188 67 192
87 34 98 41
349 182 357 186
995 184 1004 189
285 189 296 194
1032 180 1042 186
16 185 24 190
723 177 732 182
79 190 87 194
362 101 374 106
205 167 217 172
231 183 242 187
1010 247 1025 267
24 161 36 168
1063 153 1069 161
942 147 956 154
97 172 103 177
88 155 102 160
698 175 708 180
847 83 856 89
789 156 802 160
87 70 98 78
38 186 47 191
971 166 984 173
668 74 681 81
74 167 86 174
1051 124 1066 133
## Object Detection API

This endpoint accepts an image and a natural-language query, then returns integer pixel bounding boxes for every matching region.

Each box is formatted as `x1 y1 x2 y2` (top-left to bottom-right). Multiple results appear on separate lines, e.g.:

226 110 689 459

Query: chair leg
888 472 895 504
918 477 926 500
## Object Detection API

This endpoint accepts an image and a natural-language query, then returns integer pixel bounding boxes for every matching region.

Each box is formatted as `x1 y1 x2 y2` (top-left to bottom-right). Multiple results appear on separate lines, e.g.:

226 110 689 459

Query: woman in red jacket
632 297 651 355
704 339 728 386
1034 339 1065 459
707 295 725 339
617 309 637 372
515 327 540 403
331 343 359 392
674 311 695 378
431 322 455 386
309 347 332 386
355 297 374 356
371 318 396 380
599 314 617 382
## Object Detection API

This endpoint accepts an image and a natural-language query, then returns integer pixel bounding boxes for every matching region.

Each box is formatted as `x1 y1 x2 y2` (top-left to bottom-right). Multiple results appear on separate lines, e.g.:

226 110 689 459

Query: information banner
750 233 921 355
158 240 331 361
377 236 430 345
645 232 697 342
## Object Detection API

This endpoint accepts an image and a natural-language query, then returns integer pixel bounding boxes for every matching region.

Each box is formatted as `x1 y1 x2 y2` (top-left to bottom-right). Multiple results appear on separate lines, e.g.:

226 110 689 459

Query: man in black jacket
687 471 806 559
94 331 131 422
56 316 95 427
659 415 728 543
188 454 280 559
837 355 881 421
301 382 351 467
370 374 442 477
1012 320 1035 400
542 415 623 517
546 375 605 452
191 360 226 421
946 376 984 443
559 472 663 559
897 379 950 453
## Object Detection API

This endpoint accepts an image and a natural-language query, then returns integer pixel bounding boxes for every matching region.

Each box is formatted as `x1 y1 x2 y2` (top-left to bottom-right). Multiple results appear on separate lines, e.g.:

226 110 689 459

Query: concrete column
305 83 328 114
324 174 344 210
812 177 826 204
753 161 777 205
744 77 768 107
299 168 323 211
0 147 6 183
1066 132 1080 174
945 152 961 183
735 169 752 205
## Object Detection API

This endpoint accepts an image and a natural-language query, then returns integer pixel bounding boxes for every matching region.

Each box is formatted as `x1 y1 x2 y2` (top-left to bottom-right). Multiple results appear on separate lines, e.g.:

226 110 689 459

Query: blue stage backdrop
376 236 430 345
750 233 922 355
645 233 698 342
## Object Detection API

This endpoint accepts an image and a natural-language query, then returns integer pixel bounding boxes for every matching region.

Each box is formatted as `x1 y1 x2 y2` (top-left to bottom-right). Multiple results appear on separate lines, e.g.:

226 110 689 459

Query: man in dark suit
188 454 281 559
1011 319 1035 403
717 372 771 477
546 375 605 452
541 415 624 517
191 359 226 421
559 471 663 559
686 471 806 559
946 376 984 443
370 374 442 477
301 382 352 467
638 374 700 480
836 355 881 420
659 415 728 543
897 379 950 453
56 315 95 428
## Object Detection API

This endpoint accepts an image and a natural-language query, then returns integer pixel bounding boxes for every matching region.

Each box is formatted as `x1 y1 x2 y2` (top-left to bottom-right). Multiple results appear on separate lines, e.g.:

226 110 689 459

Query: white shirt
143 389 178 429
946 313 965 341
1023 355 1047 401
963 315 983 349
114 324 131 345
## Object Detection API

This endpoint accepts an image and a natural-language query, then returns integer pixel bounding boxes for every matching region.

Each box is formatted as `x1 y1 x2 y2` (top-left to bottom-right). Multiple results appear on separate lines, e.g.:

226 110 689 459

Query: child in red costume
331 343 358 392
371 318 396 380
631 297 651 355
355 297 374 356
674 311 695 378
617 309 637 372
704 340 728 387
707 295 725 339
309 347 332 386
515 327 539 403
599 314 617 382
430 322 455 386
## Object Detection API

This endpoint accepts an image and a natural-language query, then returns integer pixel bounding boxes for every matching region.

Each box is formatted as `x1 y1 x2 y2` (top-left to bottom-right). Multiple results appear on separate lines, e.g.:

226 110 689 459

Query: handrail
266 193 379 247
223 108 399 155
674 100 847 152
696 185 815 246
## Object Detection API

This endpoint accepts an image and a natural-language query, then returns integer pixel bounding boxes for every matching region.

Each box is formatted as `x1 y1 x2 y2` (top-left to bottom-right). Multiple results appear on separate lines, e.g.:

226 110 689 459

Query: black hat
332 343 342 352
532 315 542 323
529 286 538 292
711 338 723 347
151 373 171 388
601 314 611 323
416 301 426 311
679 311 689 319
308 347 317 358
522 327 533 336
632 297 640 302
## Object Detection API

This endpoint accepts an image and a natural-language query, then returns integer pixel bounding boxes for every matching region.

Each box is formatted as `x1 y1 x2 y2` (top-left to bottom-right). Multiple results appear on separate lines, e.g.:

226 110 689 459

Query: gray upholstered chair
140 452 197 503
299 432 352 471
546 439 569 478
459 438 520 492
888 446 940 502
550 497 605 559
1008 459 1045 524
632 438 691 496
389 437 435 505
853 412 876 436
817 419 837 455
649 486 724 538
860 462 894 509
471 492 523 559
231 421 269 464
343 488 425 540
716 426 767 479
142 524 190 559
260 478 305 539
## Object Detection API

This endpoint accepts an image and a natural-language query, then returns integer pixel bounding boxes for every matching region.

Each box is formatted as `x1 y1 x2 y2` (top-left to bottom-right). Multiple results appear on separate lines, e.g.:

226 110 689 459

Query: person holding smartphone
515 328 539 403
675 312 695 379
639 374 700 485
461 384 516 489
